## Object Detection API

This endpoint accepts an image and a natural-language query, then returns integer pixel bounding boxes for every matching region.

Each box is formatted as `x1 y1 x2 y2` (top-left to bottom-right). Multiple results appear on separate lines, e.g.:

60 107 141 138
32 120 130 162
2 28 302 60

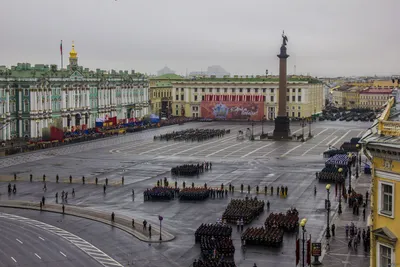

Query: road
0 213 104 267
0 120 371 267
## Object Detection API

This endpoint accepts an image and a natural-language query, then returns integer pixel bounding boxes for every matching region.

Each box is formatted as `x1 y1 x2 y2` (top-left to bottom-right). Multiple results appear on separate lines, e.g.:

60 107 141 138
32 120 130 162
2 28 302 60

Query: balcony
378 97 400 136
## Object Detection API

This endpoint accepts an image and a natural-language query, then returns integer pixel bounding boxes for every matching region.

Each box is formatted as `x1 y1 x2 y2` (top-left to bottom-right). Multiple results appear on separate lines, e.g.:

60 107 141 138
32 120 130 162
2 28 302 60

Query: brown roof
360 88 393 94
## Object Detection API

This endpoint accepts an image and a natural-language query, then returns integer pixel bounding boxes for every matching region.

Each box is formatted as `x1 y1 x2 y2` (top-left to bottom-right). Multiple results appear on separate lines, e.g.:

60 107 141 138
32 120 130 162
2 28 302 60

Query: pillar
19 120 22 138
18 90 22 112
86 89 90 108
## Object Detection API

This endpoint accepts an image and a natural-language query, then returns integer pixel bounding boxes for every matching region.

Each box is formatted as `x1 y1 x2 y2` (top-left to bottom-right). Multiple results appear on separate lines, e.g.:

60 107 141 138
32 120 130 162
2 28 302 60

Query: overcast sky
1 0 399 77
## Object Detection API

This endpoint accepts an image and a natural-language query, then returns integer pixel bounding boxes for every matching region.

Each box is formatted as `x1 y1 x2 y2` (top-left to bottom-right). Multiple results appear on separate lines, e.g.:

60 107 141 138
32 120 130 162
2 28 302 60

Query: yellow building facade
170 77 324 119
362 97 400 267
332 85 364 109
149 74 182 117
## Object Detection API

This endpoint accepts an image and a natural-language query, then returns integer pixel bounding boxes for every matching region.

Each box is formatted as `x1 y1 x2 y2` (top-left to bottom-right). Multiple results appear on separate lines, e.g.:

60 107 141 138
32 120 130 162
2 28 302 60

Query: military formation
171 162 212 176
200 236 235 258
241 226 284 247
222 198 265 224
195 224 232 242
179 188 210 201
317 166 346 183
154 128 230 142
143 187 176 201
264 208 299 233
192 258 236 267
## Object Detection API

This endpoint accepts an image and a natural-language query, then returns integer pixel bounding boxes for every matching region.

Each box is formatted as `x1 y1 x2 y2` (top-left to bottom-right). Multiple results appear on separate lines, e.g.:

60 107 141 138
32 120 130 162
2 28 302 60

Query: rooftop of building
361 97 400 147
170 75 321 84
360 88 394 94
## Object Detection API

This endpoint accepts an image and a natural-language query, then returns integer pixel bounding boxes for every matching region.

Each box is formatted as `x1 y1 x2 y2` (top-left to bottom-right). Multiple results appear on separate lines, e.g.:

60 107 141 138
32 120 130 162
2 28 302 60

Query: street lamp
158 215 163 241
325 184 331 239
300 218 307 267
338 168 343 215
301 118 306 142
308 117 312 138
261 115 266 135
347 152 352 194
36 120 40 139
355 144 360 179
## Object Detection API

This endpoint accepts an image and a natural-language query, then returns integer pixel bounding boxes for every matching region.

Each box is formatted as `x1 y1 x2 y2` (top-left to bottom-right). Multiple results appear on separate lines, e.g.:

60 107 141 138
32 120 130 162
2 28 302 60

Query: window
209 88 212 92
247 88 250 93
24 120 29 132
287 96 289 102
378 243 392 267
224 88 227 93
176 95 179 101
255 89 258 93
194 88 197 92
292 112 295 117
202 88 205 92
24 100 29 112
202 95 204 101
379 181 394 217
298 96 301 102
262 88 266 93
194 95 198 101
298 112 301 117
232 88 235 93
24 89 29 96
270 96 274 102
263 96 266 101
292 96 295 102
271 88 274 93
292 89 295 93
298 106 301 110
181 88 184 92
239 88 243 93
181 95 184 101
216 88 220 93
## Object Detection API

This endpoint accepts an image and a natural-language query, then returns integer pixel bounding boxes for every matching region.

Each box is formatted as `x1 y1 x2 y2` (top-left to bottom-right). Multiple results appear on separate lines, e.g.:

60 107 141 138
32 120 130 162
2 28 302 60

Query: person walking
345 224 349 238
148 224 152 238
363 207 366 221
72 188 75 197
240 218 244 232
331 224 335 237
237 219 240 232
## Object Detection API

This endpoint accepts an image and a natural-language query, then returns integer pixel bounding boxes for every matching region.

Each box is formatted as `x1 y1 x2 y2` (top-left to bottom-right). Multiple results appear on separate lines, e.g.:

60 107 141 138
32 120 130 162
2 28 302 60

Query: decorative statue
282 31 288 46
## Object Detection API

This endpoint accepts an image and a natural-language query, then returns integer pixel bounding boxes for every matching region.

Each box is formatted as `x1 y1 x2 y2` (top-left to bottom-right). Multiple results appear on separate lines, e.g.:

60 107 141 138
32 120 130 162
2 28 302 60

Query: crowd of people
200 236 235 258
195 224 232 243
241 227 284 247
154 129 230 142
346 223 370 252
317 166 346 183
143 187 176 201
179 188 210 201
171 162 212 176
264 208 299 233
222 198 265 225
192 258 237 267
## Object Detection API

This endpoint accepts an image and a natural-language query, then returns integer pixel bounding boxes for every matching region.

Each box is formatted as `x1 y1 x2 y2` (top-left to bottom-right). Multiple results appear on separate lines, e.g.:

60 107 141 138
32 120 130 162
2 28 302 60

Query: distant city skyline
1 0 399 77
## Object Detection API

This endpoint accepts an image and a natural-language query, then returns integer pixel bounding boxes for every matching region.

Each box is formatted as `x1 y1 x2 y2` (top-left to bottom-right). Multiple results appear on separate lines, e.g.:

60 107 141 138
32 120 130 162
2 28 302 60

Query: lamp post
158 215 163 241
36 120 40 139
308 117 312 138
300 218 307 267
261 115 266 135
325 184 331 239
355 144 360 179
338 168 343 215
347 152 352 194
301 118 306 142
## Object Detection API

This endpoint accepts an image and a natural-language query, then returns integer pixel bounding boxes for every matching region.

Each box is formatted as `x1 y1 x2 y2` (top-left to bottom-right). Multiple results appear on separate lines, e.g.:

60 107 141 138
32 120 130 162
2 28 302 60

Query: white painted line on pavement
60 251 67 257
262 146 283 157
38 236 45 241
11 257 17 263
357 130 364 137
281 144 302 157
302 131 338 156
331 130 352 147
326 136 337 146
34 253 41 259
172 135 237 156
139 142 179 155
16 239 23 244
241 142 276 158
314 128 329 137
292 127 303 134
206 142 243 157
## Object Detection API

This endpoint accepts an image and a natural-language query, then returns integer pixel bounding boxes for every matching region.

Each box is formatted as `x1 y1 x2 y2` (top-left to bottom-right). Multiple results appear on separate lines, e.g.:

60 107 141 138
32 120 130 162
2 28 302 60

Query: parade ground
0 120 371 267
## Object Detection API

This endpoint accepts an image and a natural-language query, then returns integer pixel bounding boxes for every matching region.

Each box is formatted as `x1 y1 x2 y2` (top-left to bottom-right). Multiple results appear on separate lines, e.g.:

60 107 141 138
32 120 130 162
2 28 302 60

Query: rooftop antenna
294 65 296 75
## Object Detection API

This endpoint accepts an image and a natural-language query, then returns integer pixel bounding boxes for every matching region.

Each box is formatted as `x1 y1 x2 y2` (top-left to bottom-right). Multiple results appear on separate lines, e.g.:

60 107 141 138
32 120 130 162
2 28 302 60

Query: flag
307 239 311 265
60 40 63 55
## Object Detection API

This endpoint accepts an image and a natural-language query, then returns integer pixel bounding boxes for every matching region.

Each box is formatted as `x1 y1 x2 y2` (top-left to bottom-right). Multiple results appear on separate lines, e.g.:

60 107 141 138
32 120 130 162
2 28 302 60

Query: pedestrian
264 185 267 195
72 188 75 197
95 177 98 185
277 186 280 196
348 238 352 248
69 175 72 183
345 224 349 238
65 192 68 200
55 192 58 200
103 184 106 193
267 200 270 210
132 219 135 228
314 185 317 195
237 219 240 232
42 196 45 206
62 204 65 214
143 220 147 230
61 190 65 199
331 224 335 237
365 190 369 204
43 183 47 192
39 201 43 211
56 174 59 183
363 208 366 221
111 212 115 222
240 218 244 232
148 224 152 238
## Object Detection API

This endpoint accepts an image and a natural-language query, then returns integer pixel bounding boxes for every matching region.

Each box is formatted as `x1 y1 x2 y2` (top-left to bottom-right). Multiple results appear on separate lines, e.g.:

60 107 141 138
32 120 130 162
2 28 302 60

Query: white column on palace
6 89 10 114
19 120 22 137
18 90 22 112
86 88 90 108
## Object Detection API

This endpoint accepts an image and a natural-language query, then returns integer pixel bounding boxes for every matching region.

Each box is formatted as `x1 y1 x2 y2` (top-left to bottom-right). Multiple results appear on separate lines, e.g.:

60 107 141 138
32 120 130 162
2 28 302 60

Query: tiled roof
361 88 393 94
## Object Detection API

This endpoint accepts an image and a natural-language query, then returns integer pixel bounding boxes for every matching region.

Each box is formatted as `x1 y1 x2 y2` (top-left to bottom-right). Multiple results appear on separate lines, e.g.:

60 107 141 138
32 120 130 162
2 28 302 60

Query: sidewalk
0 200 175 243
319 172 371 267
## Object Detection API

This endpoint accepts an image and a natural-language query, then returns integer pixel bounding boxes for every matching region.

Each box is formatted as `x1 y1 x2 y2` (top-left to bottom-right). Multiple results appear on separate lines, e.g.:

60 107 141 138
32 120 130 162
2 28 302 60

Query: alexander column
273 31 291 139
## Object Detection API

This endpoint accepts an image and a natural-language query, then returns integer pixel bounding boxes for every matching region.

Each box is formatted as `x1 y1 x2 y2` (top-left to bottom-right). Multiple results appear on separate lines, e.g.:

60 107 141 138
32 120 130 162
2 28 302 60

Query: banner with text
200 101 264 120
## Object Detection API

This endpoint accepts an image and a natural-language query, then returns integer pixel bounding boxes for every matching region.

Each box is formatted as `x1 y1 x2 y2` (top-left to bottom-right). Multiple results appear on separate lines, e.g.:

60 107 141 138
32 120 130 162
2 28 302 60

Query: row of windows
360 95 390 100
173 95 302 103
175 88 303 93
153 91 172 98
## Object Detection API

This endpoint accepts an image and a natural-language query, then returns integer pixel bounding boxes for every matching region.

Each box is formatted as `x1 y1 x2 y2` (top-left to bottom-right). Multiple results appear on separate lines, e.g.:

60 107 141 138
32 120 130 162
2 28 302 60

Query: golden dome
69 41 78 58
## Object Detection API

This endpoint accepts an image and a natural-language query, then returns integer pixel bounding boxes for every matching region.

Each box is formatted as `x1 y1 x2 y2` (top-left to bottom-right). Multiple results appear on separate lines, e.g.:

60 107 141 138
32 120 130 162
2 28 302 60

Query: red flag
60 40 63 55
307 239 311 265
296 236 300 265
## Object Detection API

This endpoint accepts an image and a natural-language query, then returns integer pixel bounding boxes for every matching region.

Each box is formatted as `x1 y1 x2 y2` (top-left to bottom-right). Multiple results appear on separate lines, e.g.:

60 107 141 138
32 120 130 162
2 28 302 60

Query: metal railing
377 97 400 136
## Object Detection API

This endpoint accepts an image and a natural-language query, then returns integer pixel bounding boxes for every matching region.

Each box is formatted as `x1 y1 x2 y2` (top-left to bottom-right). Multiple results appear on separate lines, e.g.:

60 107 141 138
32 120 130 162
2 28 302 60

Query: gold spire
69 41 78 58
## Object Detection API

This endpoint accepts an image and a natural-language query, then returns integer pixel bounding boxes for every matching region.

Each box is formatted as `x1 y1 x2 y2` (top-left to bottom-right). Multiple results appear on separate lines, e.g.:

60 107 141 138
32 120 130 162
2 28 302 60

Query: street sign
158 215 163 221
311 242 322 256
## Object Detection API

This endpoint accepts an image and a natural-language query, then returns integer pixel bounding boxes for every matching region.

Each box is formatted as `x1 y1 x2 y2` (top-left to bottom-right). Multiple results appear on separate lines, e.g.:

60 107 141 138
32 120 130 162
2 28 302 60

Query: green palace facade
0 43 149 140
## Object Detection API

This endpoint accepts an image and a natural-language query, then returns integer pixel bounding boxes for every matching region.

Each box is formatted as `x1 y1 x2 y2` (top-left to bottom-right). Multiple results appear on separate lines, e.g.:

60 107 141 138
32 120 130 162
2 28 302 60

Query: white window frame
376 242 394 267
378 180 395 218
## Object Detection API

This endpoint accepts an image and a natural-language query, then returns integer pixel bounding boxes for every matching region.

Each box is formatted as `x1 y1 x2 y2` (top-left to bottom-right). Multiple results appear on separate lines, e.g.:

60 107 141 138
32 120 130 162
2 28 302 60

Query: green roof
154 74 183 79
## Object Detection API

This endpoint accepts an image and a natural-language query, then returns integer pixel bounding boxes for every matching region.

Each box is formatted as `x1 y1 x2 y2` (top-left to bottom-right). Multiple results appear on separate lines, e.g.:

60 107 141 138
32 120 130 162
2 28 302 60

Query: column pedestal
273 116 291 139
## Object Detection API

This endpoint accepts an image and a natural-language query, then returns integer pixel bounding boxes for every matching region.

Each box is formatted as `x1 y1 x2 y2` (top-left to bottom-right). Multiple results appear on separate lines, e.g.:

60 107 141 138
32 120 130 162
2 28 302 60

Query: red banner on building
200 101 264 120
